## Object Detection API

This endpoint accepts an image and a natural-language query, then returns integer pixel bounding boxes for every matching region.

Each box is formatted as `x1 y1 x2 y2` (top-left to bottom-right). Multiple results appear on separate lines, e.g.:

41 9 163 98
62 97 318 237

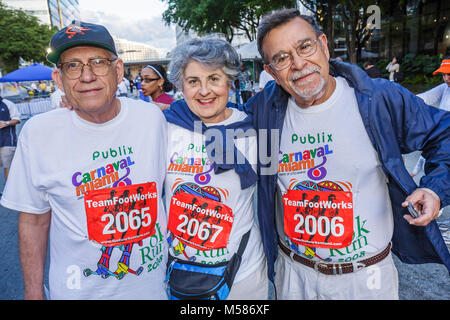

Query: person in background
259 69 274 91
116 77 128 97
0 95 20 182
363 60 381 78
237 64 253 103
163 36 268 300
140 64 175 110
129 77 135 93
50 85 64 109
411 57 450 178
386 56 400 82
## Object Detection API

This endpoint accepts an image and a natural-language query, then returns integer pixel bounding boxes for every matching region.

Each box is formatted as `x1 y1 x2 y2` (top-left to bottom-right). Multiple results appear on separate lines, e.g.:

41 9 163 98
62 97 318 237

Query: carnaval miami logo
71 146 135 197
279 131 334 180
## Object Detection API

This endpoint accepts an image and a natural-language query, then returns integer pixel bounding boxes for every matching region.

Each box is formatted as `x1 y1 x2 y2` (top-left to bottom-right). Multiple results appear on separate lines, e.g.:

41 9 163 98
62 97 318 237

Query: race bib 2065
283 189 353 249
168 192 233 251
84 182 158 247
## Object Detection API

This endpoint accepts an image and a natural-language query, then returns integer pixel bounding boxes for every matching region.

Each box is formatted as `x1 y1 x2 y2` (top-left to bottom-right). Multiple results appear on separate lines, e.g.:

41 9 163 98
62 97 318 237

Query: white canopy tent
235 40 261 60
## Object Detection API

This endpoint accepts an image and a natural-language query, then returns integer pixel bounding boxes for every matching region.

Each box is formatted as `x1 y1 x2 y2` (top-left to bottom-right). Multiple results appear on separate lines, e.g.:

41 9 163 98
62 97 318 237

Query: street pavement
0 120 448 300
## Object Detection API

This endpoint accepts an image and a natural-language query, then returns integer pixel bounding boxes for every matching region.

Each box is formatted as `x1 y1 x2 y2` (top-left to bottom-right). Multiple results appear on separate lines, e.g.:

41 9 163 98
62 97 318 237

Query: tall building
114 37 162 63
113 37 165 79
3 0 80 29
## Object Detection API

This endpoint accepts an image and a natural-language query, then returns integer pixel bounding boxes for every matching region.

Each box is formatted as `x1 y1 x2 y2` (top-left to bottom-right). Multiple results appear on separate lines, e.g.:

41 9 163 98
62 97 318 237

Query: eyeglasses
269 38 320 71
140 77 160 84
58 58 117 79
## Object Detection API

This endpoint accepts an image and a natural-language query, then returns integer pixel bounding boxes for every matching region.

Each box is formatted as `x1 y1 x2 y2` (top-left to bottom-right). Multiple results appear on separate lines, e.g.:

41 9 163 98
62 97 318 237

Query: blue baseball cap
47 20 117 64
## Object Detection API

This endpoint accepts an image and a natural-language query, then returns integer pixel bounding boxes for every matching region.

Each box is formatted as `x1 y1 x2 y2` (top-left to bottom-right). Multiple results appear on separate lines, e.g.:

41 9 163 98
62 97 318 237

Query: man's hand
0 120 9 128
402 189 441 226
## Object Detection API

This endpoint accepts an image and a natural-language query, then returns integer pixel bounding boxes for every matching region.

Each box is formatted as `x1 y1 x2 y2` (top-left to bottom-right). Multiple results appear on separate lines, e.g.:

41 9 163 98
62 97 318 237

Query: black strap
236 229 251 258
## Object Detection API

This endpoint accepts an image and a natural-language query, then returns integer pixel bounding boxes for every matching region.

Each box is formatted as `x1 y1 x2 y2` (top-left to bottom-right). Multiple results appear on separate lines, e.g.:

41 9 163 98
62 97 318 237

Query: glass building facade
3 0 80 29
47 0 80 29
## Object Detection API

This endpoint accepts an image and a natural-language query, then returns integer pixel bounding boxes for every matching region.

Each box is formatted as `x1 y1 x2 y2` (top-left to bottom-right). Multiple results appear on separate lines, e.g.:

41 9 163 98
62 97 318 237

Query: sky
78 0 177 55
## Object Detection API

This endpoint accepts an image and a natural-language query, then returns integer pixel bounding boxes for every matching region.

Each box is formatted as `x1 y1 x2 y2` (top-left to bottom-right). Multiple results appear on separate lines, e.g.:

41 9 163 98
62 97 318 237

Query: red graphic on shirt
168 192 233 251
84 182 158 247
283 189 353 249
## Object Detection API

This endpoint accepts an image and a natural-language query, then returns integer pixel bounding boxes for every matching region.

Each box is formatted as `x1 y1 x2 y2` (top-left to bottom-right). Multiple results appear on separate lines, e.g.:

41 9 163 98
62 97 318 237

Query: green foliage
398 54 443 90
400 53 442 77
371 54 443 93
161 0 296 42
0 1 58 73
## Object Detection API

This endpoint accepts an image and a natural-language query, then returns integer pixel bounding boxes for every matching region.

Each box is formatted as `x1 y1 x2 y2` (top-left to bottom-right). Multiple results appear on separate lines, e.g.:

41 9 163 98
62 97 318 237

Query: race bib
283 189 353 249
168 192 234 251
84 182 158 247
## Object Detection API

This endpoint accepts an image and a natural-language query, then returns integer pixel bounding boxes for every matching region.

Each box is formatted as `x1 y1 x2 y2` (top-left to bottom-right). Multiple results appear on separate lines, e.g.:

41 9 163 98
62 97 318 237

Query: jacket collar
328 59 374 96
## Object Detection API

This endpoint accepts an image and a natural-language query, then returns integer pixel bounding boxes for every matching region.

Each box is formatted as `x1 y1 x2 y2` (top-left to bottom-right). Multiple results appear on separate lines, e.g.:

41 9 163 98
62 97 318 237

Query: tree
0 1 57 73
336 0 375 63
299 0 378 63
161 0 296 42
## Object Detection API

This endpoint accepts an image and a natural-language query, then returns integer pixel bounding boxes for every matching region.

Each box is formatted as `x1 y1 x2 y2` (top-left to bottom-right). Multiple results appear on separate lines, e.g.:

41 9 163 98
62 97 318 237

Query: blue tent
0 63 53 82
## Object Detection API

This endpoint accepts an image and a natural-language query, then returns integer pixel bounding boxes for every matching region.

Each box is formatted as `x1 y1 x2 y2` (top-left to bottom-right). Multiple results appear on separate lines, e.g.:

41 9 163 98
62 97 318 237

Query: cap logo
65 25 92 39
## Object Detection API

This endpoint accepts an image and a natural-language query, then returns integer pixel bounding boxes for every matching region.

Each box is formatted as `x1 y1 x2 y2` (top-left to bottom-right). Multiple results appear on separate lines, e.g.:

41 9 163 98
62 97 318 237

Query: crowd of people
0 8 448 301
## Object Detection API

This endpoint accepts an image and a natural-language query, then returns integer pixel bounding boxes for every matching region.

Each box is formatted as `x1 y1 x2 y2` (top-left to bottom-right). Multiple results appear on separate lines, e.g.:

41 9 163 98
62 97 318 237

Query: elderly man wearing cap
411 57 450 178
0 21 168 299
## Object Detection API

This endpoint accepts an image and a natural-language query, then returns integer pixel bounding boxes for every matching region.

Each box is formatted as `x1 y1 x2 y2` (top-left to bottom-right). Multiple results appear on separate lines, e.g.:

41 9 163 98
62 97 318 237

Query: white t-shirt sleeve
259 71 274 89
3 99 21 121
0 125 50 214
417 83 446 107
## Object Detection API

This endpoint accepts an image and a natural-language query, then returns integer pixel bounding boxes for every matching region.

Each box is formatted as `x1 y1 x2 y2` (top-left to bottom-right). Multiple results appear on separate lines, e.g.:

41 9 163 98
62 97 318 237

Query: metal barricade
15 98 54 119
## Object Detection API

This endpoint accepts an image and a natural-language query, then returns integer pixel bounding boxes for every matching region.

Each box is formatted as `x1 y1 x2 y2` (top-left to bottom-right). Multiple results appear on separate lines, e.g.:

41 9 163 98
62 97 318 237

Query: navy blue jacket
0 97 17 147
247 59 450 281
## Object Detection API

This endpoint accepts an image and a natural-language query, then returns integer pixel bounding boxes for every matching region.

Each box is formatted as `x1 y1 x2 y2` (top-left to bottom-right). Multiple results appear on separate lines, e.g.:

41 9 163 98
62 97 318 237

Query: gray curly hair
168 36 241 90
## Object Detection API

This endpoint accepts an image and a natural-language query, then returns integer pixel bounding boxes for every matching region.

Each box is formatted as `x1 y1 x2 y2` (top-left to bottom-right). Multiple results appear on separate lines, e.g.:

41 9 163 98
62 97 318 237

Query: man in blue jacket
247 8 449 300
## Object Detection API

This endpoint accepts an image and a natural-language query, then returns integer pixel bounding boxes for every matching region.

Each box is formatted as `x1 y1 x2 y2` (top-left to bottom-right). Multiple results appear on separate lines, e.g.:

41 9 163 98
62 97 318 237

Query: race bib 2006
168 192 234 251
283 189 353 249
84 182 158 247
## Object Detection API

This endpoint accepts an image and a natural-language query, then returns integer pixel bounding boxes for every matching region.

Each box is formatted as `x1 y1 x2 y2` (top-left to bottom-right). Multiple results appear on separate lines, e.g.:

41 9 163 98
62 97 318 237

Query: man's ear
115 58 124 84
318 33 330 60
52 69 64 92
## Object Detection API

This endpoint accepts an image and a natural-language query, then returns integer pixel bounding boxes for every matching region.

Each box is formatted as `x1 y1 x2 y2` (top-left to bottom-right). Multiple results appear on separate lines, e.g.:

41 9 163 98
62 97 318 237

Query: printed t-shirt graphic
0 98 168 299
168 185 233 251
277 77 394 263
84 182 158 247
283 188 353 249
164 108 265 283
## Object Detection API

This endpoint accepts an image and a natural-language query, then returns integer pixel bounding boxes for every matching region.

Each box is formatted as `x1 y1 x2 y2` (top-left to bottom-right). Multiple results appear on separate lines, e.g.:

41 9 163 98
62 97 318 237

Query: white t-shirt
259 70 274 90
277 77 394 263
117 80 128 96
386 62 400 81
1 98 168 299
50 88 64 109
164 108 264 283
1 98 21 121
417 83 450 111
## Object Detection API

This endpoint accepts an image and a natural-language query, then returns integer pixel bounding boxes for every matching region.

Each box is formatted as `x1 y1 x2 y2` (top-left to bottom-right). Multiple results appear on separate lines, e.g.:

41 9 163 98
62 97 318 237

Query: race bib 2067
168 192 233 251
84 182 158 247
283 189 353 249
